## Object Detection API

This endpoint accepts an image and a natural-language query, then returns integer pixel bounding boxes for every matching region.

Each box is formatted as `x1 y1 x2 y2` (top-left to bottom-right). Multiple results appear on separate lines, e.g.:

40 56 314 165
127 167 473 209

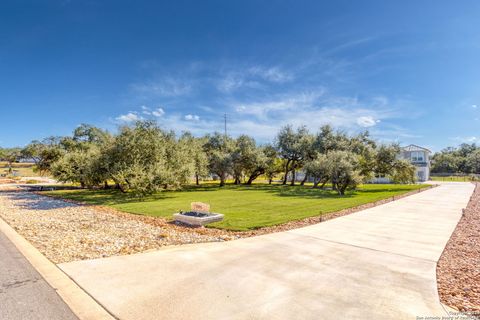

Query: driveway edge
0 216 115 320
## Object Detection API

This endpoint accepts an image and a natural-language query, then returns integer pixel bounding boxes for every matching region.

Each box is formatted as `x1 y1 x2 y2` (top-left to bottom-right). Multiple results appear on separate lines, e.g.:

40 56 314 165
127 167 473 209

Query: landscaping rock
0 187 239 264
437 182 480 314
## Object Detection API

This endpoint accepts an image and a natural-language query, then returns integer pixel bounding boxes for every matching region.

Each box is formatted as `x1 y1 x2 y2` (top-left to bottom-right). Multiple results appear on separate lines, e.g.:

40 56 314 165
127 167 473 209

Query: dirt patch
437 182 480 315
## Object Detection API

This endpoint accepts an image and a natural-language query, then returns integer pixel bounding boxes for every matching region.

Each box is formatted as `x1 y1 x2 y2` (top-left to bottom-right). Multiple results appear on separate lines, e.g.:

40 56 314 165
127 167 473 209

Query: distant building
398 144 431 182
18 158 36 163
293 144 432 184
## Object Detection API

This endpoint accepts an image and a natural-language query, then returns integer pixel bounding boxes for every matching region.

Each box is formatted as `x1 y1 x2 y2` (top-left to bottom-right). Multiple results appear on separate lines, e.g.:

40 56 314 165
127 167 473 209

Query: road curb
0 216 115 320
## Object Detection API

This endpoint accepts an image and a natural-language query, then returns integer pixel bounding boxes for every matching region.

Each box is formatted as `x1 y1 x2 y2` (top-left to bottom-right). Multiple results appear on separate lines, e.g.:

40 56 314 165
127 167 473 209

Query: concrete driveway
59 182 474 320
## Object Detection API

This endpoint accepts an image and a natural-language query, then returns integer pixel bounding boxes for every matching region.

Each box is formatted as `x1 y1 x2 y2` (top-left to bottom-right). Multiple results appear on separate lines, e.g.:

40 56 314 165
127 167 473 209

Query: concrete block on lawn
173 212 224 226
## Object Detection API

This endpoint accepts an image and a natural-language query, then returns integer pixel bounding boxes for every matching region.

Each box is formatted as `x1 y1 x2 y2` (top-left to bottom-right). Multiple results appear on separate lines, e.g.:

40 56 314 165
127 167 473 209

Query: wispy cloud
131 77 192 98
216 65 292 93
184 114 200 121
323 37 375 55
247 66 293 83
216 74 262 93
120 57 419 142
356 116 380 127
141 105 165 117
116 112 143 123
233 91 324 120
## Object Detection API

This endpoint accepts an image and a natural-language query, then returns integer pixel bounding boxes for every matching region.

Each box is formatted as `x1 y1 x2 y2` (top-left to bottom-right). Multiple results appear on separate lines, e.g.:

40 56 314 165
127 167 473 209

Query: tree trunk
300 174 308 186
195 174 199 185
282 159 291 185
246 170 263 185
268 178 273 184
104 181 109 189
220 173 226 186
290 167 296 186
331 179 337 191
246 174 256 185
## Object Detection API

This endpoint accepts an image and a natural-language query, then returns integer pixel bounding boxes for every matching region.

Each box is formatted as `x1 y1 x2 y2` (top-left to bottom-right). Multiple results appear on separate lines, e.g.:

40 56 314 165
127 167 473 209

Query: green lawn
430 175 478 182
44 183 428 231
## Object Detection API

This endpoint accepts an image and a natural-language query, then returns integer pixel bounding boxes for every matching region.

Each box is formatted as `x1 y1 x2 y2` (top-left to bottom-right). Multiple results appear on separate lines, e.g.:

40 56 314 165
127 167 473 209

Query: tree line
1 121 417 196
431 143 480 174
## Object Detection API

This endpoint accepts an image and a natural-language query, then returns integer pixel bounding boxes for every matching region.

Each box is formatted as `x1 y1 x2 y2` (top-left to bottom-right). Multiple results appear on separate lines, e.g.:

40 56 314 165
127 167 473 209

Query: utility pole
224 113 227 137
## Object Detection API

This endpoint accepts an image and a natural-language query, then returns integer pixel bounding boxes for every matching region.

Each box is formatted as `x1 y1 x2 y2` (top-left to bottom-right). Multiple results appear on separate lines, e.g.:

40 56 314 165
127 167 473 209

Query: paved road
59 183 474 320
0 230 77 320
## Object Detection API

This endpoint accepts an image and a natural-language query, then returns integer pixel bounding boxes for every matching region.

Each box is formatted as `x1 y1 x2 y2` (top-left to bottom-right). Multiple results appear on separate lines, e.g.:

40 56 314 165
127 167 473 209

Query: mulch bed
437 182 480 315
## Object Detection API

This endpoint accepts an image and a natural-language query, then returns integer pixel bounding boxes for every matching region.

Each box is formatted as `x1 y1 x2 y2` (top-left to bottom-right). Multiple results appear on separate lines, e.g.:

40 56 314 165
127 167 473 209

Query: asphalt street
0 229 77 320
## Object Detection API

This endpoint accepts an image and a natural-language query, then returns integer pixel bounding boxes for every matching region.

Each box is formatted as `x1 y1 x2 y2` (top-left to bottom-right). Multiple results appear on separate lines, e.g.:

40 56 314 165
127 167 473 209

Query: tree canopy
11 120 422 197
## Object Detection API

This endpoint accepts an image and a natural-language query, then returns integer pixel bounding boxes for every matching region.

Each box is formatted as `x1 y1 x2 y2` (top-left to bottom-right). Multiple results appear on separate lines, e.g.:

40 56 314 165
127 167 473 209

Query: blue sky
1 0 479 151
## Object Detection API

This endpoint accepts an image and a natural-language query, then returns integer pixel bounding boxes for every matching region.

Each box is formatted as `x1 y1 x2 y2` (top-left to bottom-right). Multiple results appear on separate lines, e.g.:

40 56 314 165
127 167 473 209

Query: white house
293 143 432 184
398 144 431 182
371 144 431 183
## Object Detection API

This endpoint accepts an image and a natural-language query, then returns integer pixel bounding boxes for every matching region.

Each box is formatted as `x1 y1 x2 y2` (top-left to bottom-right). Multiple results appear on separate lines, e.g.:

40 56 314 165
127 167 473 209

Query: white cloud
217 75 244 93
472 104 478 109
131 78 191 97
221 92 405 141
140 106 165 117
185 114 200 121
248 66 293 83
235 105 246 112
217 74 262 93
233 91 325 120
152 108 165 117
110 91 411 143
216 65 292 93
116 112 142 123
356 116 380 127
122 60 416 142
141 105 152 115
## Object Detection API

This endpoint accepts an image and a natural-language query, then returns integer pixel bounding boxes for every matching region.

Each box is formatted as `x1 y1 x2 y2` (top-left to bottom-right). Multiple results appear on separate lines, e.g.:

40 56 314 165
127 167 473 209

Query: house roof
401 144 432 153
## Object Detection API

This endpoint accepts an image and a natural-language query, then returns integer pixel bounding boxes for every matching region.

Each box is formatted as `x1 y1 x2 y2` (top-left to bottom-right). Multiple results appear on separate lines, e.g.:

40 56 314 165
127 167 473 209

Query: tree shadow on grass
222 183 357 199
35 182 378 207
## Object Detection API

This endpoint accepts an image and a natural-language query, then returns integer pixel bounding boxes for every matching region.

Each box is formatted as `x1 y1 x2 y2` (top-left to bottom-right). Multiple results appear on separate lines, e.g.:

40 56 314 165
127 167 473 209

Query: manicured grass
44 183 428 231
430 176 478 182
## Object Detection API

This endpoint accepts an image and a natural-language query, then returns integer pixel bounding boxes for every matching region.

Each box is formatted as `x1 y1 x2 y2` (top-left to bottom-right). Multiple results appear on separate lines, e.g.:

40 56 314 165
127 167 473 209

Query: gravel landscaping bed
437 182 480 315
0 187 240 264
0 185 434 264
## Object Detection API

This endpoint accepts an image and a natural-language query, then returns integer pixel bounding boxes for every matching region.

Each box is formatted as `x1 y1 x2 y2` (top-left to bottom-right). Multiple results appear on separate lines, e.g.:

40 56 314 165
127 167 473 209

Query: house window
411 151 424 162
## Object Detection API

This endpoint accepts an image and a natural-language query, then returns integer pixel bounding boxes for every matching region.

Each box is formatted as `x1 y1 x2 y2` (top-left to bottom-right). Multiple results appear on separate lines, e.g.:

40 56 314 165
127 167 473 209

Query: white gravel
0 187 238 263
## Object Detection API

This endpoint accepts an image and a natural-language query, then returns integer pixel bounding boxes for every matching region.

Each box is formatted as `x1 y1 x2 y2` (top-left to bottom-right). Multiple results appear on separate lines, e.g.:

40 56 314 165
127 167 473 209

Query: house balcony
410 161 429 167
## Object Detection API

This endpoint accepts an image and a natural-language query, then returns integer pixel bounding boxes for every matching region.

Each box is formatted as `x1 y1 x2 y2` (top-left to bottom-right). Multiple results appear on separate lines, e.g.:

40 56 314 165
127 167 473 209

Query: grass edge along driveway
44 183 428 231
